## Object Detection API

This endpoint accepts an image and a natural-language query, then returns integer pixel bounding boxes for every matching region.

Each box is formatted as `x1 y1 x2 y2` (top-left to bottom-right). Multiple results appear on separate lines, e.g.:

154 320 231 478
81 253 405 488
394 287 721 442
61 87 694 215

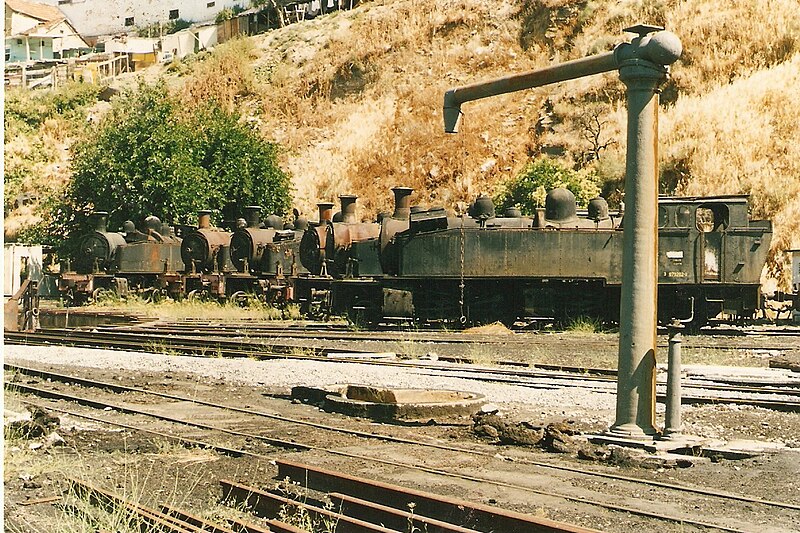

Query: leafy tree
49 81 291 256
493 158 600 216
195 105 291 216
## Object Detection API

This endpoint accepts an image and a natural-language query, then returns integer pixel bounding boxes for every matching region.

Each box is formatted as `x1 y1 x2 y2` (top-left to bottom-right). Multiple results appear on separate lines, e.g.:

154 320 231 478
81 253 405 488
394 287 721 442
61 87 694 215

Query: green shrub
493 158 600 216
46 81 292 257
4 83 100 134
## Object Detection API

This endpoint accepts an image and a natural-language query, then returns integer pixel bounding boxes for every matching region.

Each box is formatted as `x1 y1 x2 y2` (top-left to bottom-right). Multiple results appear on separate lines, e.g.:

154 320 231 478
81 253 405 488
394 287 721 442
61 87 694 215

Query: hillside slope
243 0 799 285
5 0 800 286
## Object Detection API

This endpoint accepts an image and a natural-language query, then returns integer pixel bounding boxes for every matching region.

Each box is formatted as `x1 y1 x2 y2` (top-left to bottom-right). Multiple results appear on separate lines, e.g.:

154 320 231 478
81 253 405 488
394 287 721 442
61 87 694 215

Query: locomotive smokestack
317 202 334 222
198 210 212 229
244 206 262 228
391 187 414 221
90 211 109 232
340 195 358 224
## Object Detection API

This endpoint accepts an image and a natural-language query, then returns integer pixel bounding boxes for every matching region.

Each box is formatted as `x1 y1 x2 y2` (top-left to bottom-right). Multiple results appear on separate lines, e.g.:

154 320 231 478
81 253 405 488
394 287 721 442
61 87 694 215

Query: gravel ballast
5 345 618 411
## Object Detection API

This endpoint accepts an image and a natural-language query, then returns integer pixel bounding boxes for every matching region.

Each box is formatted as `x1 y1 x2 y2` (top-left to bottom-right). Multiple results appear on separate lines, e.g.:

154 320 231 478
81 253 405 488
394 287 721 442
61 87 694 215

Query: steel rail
10 326 800 377
5 329 621 377
5 381 310 452
9 399 263 459
3 380 781 532
6 363 799 515
79 321 800 351
8 330 799 410
271 461 599 533
106 323 530 345
6 330 800 412
69 478 233 533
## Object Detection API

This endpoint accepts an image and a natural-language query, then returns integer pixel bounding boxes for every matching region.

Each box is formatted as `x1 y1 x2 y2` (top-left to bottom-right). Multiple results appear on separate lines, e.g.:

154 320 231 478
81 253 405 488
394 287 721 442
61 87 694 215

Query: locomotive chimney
391 187 414 220
317 202 334 222
89 211 109 232
244 206 262 228
340 195 358 224
198 210 212 229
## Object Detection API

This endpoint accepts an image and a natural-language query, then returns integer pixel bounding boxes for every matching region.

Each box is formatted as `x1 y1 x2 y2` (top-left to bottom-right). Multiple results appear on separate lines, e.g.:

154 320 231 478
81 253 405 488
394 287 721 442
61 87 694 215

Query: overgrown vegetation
89 291 302 321
4 83 100 236
493 158 600 215
45 80 291 256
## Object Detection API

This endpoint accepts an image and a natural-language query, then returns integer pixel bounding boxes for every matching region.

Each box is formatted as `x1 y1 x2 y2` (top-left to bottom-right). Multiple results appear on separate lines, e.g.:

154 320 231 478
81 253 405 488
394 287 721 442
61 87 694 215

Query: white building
5 0 88 62
4 244 43 298
36 0 249 38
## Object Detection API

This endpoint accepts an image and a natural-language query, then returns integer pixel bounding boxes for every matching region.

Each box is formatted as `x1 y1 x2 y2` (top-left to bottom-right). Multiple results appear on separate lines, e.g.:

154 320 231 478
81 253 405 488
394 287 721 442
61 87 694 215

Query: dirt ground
4 331 800 533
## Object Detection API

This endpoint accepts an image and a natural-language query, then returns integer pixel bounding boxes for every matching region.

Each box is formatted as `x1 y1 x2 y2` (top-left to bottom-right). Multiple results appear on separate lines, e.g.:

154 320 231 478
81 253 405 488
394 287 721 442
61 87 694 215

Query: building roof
5 0 64 23
19 16 64 35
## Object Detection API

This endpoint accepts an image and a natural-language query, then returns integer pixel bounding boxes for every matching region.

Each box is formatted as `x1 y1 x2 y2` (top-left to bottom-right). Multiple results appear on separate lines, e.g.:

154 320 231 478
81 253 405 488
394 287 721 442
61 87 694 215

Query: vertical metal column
608 56 667 438
662 320 684 438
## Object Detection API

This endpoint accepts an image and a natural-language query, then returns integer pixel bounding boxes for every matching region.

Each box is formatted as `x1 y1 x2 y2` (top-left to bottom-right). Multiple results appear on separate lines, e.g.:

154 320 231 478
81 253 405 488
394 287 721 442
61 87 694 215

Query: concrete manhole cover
292 384 486 421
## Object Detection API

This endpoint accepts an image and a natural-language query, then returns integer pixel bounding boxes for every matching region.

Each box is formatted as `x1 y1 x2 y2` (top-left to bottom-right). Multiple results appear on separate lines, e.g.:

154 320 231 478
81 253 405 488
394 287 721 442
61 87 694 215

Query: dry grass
181 38 259 112
659 53 800 288
88 294 299 321
6 0 799 288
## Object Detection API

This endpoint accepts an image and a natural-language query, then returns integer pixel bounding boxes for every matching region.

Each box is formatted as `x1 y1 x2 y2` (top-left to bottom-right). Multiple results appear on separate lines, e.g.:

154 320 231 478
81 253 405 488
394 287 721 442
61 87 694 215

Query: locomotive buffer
443 25 683 439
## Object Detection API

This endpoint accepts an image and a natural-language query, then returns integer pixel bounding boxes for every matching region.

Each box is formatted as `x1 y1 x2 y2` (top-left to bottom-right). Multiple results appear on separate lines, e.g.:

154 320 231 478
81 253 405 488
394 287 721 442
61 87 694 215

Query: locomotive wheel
142 288 165 303
91 287 110 303
64 288 76 307
187 289 210 302
229 291 249 307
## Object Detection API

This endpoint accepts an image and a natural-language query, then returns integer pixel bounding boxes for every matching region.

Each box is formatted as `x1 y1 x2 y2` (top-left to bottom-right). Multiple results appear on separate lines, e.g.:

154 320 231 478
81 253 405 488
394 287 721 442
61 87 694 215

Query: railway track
91 320 800 351
7 329 800 412
5 363 799 533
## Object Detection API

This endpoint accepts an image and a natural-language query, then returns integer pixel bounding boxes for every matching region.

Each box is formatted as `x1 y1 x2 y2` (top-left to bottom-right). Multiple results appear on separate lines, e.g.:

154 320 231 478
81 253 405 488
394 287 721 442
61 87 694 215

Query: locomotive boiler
227 206 309 302
180 210 236 299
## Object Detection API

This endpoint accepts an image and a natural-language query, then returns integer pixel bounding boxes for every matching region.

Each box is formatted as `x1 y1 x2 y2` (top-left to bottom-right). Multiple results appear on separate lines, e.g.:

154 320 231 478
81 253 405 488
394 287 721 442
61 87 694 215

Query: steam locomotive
58 211 184 303
294 187 773 328
58 206 308 305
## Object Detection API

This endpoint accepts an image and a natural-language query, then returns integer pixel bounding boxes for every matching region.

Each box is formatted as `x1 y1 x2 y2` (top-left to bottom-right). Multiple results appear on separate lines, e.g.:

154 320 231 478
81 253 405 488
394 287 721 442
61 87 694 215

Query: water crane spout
443 25 681 133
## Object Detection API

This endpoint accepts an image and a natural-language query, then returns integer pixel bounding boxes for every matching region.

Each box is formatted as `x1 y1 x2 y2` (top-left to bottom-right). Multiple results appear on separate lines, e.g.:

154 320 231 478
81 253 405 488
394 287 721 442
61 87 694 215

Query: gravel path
5 345 618 411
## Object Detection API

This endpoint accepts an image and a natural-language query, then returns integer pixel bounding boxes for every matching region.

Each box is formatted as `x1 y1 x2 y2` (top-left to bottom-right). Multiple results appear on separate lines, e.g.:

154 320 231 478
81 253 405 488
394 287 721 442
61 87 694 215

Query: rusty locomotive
294 187 773 328
58 211 185 303
180 206 308 302
58 206 308 304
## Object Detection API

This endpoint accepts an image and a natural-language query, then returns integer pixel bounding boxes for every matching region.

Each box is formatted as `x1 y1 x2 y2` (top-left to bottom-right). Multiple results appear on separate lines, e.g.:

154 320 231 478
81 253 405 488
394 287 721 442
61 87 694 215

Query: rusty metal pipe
197 210 212 229
317 202 334 222
444 52 617 133
392 187 413 220
244 206 262 228
662 321 684 438
340 195 358 224
89 211 109 232
444 27 682 134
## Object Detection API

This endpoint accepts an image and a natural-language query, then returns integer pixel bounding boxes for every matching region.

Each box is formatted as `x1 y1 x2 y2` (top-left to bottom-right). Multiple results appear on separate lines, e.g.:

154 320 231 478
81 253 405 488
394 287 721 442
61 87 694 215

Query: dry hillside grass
5 0 799 287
